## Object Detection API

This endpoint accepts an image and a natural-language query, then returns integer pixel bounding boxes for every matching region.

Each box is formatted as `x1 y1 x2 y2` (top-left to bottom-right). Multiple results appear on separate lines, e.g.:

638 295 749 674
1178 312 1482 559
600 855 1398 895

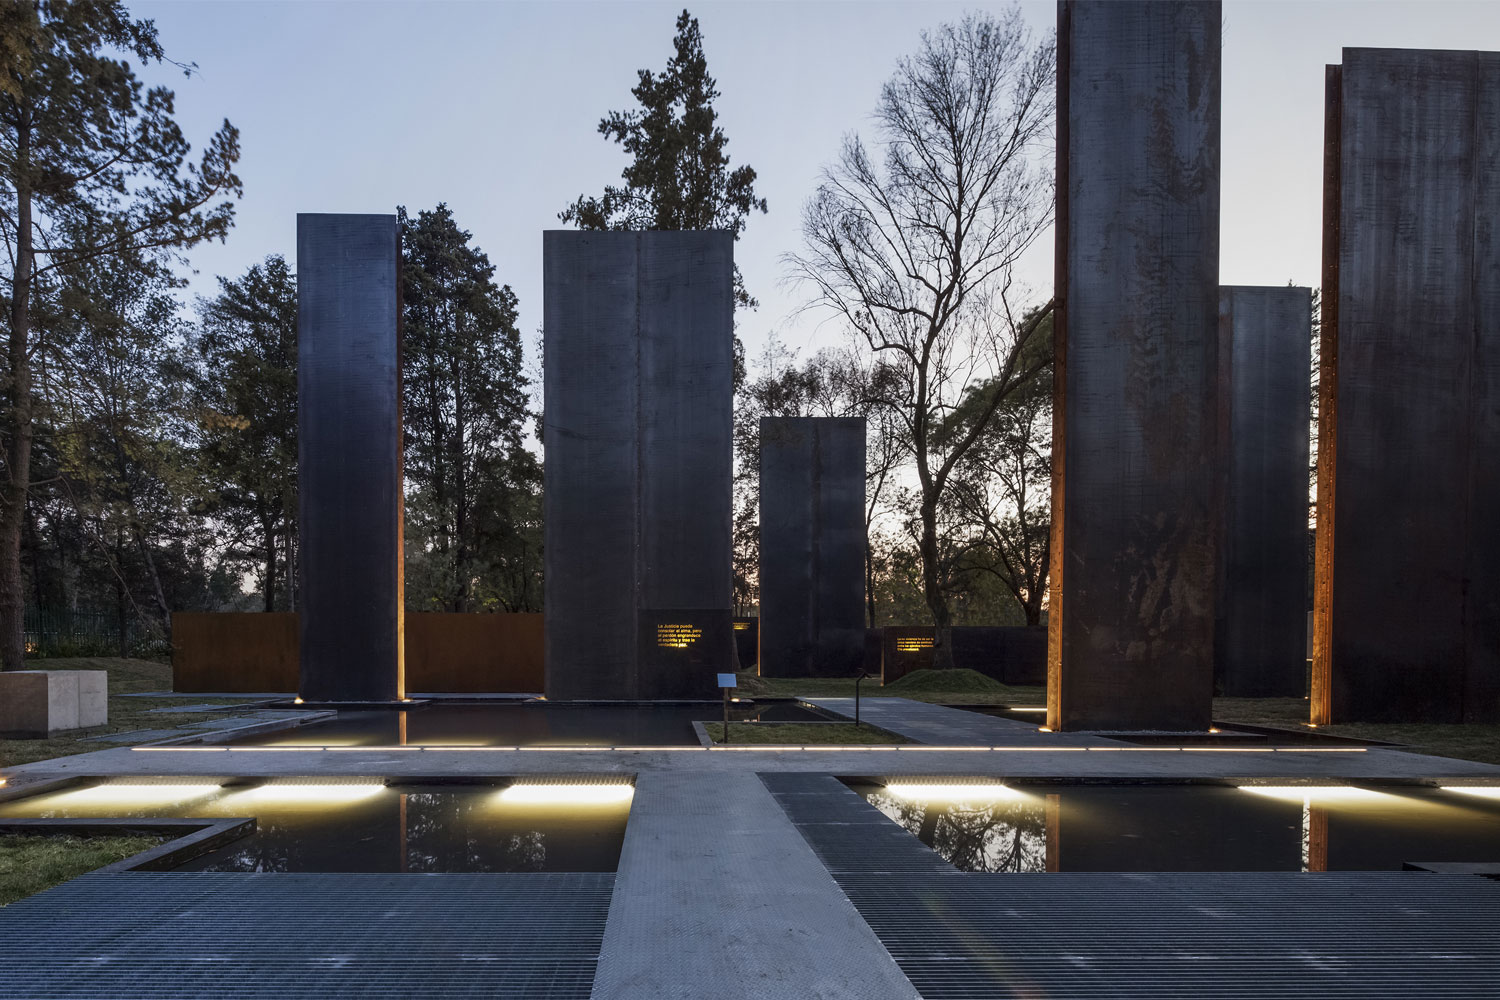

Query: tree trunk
262 514 277 612
0 145 34 671
919 496 955 670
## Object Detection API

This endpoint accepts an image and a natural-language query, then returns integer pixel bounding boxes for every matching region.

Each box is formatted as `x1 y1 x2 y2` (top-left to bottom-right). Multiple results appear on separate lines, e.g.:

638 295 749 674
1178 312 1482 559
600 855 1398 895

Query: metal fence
23 607 141 657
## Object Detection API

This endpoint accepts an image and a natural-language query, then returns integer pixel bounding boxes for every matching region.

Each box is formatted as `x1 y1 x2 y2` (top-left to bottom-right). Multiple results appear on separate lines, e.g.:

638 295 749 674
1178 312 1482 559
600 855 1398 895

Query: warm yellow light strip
1238 785 1392 802
497 783 634 805
223 782 385 803
45 782 224 807
1441 786 1500 798
885 783 1025 800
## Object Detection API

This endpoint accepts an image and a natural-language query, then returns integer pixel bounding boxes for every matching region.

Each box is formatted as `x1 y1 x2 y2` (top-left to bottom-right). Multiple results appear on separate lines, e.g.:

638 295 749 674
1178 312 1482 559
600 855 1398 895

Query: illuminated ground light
883 782 1025 801
1441 786 1500 799
229 781 386 804
497 783 635 805
48 782 224 808
1237 785 1393 803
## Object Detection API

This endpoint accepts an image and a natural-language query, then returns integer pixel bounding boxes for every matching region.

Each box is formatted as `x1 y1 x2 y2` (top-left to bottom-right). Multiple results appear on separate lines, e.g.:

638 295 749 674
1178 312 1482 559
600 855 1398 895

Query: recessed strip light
1238 785 1391 802
1441 786 1500 799
497 783 634 805
884 783 1024 800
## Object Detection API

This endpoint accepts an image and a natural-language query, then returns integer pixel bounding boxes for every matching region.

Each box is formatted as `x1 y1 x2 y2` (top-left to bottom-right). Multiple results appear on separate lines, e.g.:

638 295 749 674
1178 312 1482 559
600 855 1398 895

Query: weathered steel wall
733 617 758 671
173 612 544 694
404 613 544 694
1315 48 1500 724
297 214 404 702
172 612 299 693
543 231 733 700
1048 1 1222 731
879 626 1047 687
1216 286 1312 697
758 417 866 677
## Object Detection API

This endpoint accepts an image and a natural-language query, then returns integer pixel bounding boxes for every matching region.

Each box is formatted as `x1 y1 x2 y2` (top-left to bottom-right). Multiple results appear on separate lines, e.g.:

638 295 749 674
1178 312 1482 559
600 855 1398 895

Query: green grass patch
738 669 1043 706
0 657 265 767
1214 696 1500 766
0 833 163 906
703 721 910 745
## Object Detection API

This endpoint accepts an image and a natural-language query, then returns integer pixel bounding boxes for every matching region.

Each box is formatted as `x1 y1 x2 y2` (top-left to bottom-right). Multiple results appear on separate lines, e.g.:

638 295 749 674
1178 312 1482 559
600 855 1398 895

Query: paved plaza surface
2 698 1498 998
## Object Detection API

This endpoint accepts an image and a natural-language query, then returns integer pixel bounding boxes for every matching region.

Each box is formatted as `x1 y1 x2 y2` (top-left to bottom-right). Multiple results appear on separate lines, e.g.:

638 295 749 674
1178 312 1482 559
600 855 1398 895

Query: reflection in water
238 701 824 747
865 790 1047 872
853 783 1500 874
0 781 630 873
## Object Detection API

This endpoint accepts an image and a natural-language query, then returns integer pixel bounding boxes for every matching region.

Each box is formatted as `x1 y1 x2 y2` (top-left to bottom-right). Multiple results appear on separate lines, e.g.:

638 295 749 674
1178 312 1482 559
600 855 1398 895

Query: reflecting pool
0 779 632 873
851 782 1500 873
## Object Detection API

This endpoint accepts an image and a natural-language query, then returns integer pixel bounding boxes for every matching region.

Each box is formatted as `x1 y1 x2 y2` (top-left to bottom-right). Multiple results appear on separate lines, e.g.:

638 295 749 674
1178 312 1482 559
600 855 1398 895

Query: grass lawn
0 833 163 906
1214 695 1500 766
1 657 266 768
738 668 1044 706
703 721 911 745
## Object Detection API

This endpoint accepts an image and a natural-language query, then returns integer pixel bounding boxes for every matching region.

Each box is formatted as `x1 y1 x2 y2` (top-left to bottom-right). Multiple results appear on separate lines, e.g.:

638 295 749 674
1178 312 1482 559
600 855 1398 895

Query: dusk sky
133 0 1500 371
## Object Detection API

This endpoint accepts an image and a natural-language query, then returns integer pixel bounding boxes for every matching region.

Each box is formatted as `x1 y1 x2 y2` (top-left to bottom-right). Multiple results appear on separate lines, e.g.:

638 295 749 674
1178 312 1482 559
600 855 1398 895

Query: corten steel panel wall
543 231 733 700
404 613 544 694
172 613 298 693
173 613 543 694
1048 2 1222 731
758 417 867 677
297 214 404 702
1216 287 1312 697
1315 49 1500 724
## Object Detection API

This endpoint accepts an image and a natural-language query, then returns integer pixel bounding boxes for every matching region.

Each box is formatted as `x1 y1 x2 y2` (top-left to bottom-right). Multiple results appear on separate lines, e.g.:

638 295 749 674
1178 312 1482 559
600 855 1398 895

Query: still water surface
852 782 1500 873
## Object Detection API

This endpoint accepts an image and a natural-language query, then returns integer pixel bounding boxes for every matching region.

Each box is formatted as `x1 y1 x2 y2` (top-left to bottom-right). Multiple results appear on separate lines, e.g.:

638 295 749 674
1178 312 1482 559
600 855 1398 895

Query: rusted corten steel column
1313 48 1500 724
1216 286 1312 698
543 231 734 700
297 214 405 702
1048 1 1222 731
759 417 867 678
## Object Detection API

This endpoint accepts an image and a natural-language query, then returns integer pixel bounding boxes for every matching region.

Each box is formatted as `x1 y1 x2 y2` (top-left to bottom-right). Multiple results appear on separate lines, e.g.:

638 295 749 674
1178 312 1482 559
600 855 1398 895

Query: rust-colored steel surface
172 613 299 693
1311 64 1342 727
173 612 543 694
404 612 544 694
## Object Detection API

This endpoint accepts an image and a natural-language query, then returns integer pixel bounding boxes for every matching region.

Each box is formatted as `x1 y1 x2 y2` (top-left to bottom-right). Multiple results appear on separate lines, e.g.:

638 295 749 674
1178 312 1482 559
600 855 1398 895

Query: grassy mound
883 668 1005 695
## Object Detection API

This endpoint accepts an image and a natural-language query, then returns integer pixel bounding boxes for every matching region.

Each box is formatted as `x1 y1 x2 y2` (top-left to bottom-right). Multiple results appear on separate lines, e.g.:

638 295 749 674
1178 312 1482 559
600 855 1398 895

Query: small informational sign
716 673 737 688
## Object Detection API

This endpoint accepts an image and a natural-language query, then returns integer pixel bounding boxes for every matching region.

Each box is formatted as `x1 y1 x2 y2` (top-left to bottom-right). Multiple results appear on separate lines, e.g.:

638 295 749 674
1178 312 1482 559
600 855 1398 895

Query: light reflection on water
852 784 1500 874
0 782 631 873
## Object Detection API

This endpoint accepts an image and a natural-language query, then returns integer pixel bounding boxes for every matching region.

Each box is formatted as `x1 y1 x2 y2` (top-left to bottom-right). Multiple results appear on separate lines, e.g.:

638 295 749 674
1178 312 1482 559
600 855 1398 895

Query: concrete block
1049 0 1222 731
75 670 108 728
758 417 866 677
0 670 109 737
1314 48 1500 723
543 231 734 700
296 214 404 703
1216 286 1312 697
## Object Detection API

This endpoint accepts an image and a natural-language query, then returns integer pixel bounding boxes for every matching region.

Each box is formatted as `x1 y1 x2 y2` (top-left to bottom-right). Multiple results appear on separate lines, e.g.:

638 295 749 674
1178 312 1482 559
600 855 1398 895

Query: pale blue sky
133 0 1500 368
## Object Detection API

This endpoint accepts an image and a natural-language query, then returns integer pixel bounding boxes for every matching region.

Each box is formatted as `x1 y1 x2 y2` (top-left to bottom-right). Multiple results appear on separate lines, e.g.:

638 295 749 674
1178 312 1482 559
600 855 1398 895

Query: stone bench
0 670 108 738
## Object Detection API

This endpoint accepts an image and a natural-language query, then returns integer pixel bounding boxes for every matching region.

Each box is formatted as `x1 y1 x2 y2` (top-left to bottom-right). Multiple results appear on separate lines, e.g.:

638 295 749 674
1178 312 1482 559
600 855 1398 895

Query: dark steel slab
296 214 403 703
1316 49 1500 723
759 417 866 677
1049 1 1223 731
1216 286 1312 697
543 231 733 700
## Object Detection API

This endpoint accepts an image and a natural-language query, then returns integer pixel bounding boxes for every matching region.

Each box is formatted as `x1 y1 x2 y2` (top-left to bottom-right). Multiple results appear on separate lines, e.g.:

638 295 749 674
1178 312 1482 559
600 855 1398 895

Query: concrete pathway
589 771 917 999
806 696 1112 746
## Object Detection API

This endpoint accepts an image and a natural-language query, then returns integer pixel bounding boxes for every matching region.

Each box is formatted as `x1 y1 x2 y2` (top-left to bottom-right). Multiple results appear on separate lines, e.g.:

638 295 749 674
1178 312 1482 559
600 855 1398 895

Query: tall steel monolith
1314 48 1500 724
543 231 734 700
1048 1 1222 731
759 417 866 678
297 213 405 702
1216 286 1311 698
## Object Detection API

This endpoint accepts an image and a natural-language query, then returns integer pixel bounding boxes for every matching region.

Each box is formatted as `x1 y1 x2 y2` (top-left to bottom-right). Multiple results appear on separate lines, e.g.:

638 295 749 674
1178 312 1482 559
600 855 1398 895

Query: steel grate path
762 772 1500 999
0 872 614 999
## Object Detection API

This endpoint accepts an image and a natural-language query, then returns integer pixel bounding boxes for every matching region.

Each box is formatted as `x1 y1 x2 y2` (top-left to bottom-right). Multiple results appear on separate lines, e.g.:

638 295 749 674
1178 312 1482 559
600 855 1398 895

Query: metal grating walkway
763 773 1500 999
0 872 613 999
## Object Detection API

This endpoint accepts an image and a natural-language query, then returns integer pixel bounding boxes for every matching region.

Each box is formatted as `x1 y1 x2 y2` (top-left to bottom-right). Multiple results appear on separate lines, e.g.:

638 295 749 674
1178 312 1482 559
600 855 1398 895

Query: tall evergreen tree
189 256 298 612
401 205 539 613
0 1 241 668
560 8 766 308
